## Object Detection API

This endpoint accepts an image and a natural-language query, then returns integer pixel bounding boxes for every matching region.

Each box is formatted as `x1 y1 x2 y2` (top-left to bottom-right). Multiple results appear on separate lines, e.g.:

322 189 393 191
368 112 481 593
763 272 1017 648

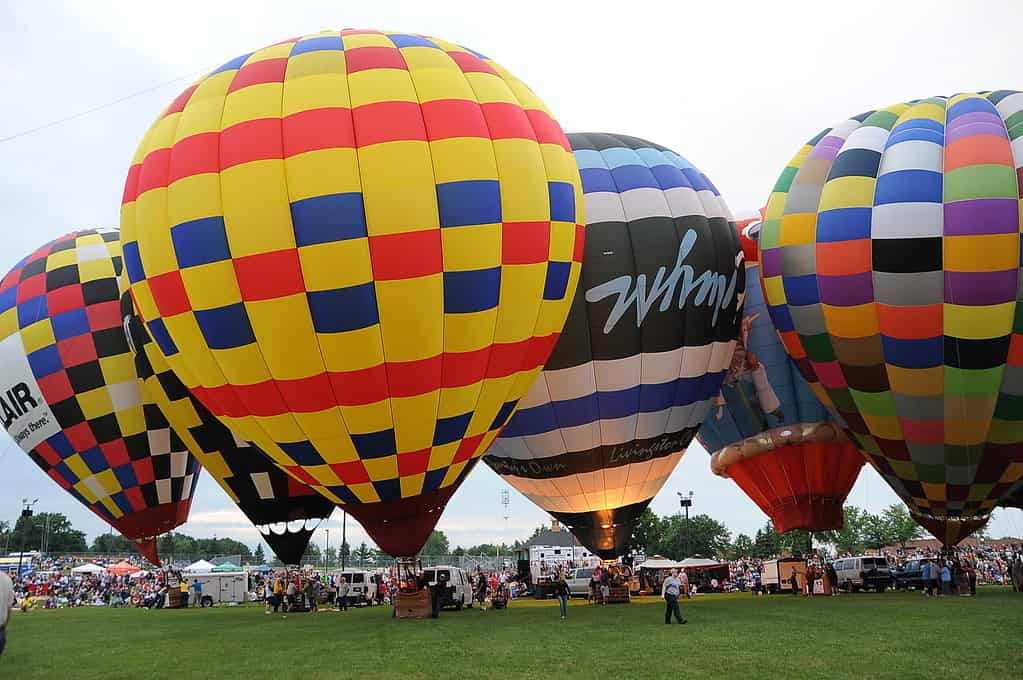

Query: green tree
753 522 779 558
301 542 322 565
353 542 372 568
818 506 867 555
254 543 265 563
11 512 87 554
91 533 135 554
451 546 465 557
421 530 450 556
655 513 730 559
861 512 888 553
880 503 921 548
629 508 662 554
730 533 754 559
778 529 813 556
337 541 351 568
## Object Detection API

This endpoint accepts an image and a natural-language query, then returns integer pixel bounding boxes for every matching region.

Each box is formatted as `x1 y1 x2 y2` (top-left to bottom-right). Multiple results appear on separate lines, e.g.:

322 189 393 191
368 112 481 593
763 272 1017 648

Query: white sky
2 0 1023 551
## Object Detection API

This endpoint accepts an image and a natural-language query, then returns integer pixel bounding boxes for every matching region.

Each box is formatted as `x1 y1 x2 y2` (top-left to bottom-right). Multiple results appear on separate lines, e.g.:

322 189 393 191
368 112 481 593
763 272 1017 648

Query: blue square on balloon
423 468 447 493
782 274 820 306
171 216 232 269
146 318 179 357
543 261 571 300
55 461 78 484
27 344 63 378
443 268 500 313
280 440 324 466
0 286 16 314
372 478 401 501
326 485 360 504
17 296 48 327
51 308 90 340
388 34 440 49
80 447 108 474
290 35 343 55
48 432 75 459
352 429 396 459
578 167 615 194
489 399 519 430
454 457 479 484
112 464 138 490
307 283 379 333
292 192 367 246
433 412 472 446
548 182 575 222
194 303 256 350
122 240 145 283
437 180 502 228
111 490 134 516
211 53 252 75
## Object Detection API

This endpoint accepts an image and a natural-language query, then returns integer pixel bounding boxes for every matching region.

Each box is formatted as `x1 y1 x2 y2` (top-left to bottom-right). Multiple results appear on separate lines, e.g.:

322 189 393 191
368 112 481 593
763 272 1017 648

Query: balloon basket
395 589 432 619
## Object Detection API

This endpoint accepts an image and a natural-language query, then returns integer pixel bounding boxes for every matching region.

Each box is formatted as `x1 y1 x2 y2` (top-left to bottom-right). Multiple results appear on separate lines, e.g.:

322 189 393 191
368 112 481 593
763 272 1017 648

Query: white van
833 556 892 592
421 565 473 610
335 570 378 606
565 567 596 598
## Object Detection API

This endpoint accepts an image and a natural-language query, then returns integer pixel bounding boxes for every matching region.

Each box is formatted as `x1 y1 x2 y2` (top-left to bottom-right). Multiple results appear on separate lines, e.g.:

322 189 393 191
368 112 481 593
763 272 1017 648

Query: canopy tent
183 559 215 574
678 557 727 570
106 561 140 576
71 563 104 574
212 562 242 573
638 557 686 570
248 564 272 574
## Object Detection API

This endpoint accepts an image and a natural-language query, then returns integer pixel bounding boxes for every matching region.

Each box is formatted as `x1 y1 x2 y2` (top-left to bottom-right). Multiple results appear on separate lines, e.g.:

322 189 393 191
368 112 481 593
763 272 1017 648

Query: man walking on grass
661 569 687 625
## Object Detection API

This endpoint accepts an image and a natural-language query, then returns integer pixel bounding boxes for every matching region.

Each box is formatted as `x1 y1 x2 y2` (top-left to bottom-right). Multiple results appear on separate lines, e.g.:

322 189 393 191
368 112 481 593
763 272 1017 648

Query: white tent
71 563 104 574
678 557 726 569
638 557 686 570
183 559 215 574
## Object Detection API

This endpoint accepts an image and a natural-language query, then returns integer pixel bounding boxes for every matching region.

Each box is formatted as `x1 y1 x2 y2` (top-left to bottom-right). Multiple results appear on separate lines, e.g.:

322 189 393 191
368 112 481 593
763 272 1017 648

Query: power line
0 68 206 145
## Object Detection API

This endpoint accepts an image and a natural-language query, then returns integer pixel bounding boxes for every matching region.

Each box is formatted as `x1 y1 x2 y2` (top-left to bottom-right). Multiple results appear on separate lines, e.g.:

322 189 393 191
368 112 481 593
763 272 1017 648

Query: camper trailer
761 557 807 594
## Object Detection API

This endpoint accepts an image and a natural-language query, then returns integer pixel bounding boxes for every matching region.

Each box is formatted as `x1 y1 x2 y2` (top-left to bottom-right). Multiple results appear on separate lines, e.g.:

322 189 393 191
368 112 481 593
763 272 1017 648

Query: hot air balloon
697 209 865 533
0 229 199 564
122 292 334 565
999 483 1023 510
760 91 1023 545
119 29 583 557
484 132 743 558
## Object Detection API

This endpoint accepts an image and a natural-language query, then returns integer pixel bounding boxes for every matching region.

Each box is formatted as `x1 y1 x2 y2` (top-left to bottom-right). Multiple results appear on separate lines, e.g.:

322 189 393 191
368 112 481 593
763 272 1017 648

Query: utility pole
16 498 38 580
341 510 348 571
41 513 51 555
678 491 694 558
325 528 330 572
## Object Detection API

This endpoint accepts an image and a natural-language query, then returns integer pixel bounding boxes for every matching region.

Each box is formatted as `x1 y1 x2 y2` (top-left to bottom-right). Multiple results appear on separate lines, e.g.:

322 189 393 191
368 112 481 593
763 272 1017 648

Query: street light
16 498 39 580
677 491 694 558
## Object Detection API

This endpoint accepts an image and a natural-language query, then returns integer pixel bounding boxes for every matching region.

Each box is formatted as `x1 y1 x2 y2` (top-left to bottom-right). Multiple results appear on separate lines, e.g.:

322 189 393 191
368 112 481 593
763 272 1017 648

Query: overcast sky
3 0 1023 553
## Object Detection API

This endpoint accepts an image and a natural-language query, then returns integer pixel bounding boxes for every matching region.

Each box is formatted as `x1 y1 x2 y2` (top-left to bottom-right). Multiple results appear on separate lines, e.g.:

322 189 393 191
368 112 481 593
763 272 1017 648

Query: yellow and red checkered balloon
120 29 583 556
0 229 200 564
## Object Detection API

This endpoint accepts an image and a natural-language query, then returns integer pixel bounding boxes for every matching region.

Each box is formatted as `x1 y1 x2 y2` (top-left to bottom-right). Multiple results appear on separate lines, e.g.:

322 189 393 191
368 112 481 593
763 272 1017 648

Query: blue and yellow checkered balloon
120 29 584 556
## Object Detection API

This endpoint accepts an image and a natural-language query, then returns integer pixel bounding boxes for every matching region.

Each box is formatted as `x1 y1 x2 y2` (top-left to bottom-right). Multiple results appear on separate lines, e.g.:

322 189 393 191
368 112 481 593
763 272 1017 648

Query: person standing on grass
789 567 799 596
0 570 15 657
921 560 933 597
661 570 686 625
338 578 350 612
679 569 691 600
179 579 189 608
965 561 977 597
191 579 203 607
554 573 569 620
939 560 952 597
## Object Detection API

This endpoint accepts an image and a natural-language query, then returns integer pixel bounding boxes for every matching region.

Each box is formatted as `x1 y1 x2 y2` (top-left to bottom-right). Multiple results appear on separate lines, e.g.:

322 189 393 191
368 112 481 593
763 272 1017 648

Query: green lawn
3 589 1020 679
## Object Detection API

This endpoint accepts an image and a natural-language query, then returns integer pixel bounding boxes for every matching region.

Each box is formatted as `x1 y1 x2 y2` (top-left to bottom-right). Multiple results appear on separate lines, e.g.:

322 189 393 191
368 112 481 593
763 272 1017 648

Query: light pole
677 491 693 558
340 510 348 571
16 498 38 580
325 528 330 572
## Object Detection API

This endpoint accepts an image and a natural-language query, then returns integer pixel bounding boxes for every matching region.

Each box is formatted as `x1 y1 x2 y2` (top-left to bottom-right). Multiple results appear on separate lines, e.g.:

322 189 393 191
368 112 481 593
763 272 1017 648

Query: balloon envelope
0 229 199 563
120 29 583 556
697 210 864 533
485 132 743 558
759 92 1023 544
122 292 334 565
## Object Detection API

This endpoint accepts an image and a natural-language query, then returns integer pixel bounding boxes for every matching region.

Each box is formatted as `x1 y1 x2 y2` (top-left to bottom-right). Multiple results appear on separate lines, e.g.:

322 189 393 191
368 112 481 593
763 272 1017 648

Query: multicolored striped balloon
485 132 743 558
0 230 199 563
119 29 583 557
697 210 864 533
760 91 1023 545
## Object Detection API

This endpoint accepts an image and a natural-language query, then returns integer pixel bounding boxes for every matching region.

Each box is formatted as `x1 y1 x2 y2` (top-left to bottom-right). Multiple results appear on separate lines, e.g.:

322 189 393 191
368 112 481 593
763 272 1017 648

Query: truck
761 557 807 594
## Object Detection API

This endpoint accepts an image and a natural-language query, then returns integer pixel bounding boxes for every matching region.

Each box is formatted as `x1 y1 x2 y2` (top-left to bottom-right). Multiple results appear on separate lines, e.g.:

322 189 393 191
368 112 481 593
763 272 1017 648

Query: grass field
3 588 1021 679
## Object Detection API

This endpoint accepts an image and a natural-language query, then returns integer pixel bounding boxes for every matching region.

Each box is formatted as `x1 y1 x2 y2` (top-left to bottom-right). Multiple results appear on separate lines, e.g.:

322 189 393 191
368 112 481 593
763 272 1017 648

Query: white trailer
189 572 248 605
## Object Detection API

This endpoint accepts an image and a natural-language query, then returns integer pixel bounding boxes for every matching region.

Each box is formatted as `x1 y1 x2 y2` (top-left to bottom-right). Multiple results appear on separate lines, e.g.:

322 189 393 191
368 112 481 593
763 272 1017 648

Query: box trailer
189 572 249 605
761 558 807 594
